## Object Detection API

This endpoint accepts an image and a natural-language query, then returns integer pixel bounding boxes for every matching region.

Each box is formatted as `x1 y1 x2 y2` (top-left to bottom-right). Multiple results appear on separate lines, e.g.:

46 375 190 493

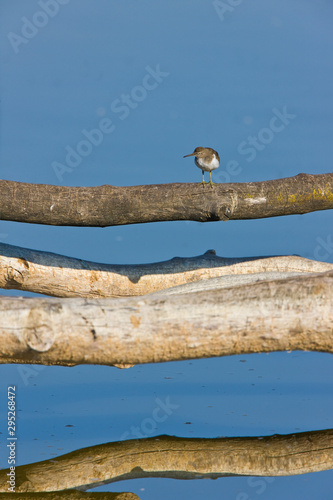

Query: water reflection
0 429 331 495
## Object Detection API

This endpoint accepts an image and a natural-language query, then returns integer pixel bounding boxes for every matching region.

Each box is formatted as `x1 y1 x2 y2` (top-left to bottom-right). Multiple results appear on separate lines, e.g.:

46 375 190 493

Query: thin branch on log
0 431 332 492
0 173 332 227
0 271 332 367
1 243 332 298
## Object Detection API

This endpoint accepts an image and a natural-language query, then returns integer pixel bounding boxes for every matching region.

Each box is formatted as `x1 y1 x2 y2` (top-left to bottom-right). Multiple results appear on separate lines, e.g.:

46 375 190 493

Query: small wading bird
184 147 220 186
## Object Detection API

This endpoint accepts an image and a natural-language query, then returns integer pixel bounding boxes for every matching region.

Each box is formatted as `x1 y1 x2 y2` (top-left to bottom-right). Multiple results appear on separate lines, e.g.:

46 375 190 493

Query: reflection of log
1 243 332 298
0 174 332 226
0 271 332 367
0 492 139 499
0 431 331 492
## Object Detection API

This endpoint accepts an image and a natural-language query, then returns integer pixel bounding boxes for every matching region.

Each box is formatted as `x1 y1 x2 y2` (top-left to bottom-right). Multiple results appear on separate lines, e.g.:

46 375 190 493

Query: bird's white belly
195 155 219 172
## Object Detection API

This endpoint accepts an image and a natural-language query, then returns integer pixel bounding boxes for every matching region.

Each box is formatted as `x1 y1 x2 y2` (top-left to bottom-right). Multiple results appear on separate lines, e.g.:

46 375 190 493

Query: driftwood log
0 271 332 367
0 431 332 492
1 243 332 298
0 174 332 227
0 492 138 499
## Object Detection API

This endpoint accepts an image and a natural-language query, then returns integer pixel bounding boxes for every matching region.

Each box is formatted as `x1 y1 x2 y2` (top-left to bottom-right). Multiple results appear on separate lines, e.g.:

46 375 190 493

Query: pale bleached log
0 271 332 367
149 271 316 295
1 242 332 298
0 431 332 492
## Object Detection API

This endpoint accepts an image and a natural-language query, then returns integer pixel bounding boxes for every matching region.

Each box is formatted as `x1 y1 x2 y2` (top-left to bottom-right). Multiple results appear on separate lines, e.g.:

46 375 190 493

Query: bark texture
0 271 332 367
0 431 331 492
1 243 332 298
0 174 332 227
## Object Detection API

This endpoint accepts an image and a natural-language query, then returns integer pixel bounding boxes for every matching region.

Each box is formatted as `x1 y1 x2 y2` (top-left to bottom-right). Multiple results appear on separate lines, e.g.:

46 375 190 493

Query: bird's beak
183 152 195 158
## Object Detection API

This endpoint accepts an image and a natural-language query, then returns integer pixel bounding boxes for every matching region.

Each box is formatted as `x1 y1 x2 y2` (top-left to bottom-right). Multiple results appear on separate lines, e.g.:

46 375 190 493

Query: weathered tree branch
0 431 332 492
0 491 138 499
1 243 332 298
0 174 332 227
0 271 332 367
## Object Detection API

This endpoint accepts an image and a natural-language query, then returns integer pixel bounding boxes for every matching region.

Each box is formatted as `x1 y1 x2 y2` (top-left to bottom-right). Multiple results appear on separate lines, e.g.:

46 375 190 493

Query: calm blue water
0 1 332 498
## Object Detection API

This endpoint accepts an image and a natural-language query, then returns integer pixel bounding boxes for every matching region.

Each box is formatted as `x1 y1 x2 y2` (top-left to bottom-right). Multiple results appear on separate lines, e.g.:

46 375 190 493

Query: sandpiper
183 147 220 185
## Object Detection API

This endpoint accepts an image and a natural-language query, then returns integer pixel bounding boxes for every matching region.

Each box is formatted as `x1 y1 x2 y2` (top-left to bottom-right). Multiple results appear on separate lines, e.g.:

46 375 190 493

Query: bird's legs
208 171 215 186
201 170 206 185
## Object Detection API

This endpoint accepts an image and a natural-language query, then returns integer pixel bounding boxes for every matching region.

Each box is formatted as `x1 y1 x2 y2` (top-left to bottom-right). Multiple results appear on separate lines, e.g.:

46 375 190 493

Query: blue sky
1 0 333 267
